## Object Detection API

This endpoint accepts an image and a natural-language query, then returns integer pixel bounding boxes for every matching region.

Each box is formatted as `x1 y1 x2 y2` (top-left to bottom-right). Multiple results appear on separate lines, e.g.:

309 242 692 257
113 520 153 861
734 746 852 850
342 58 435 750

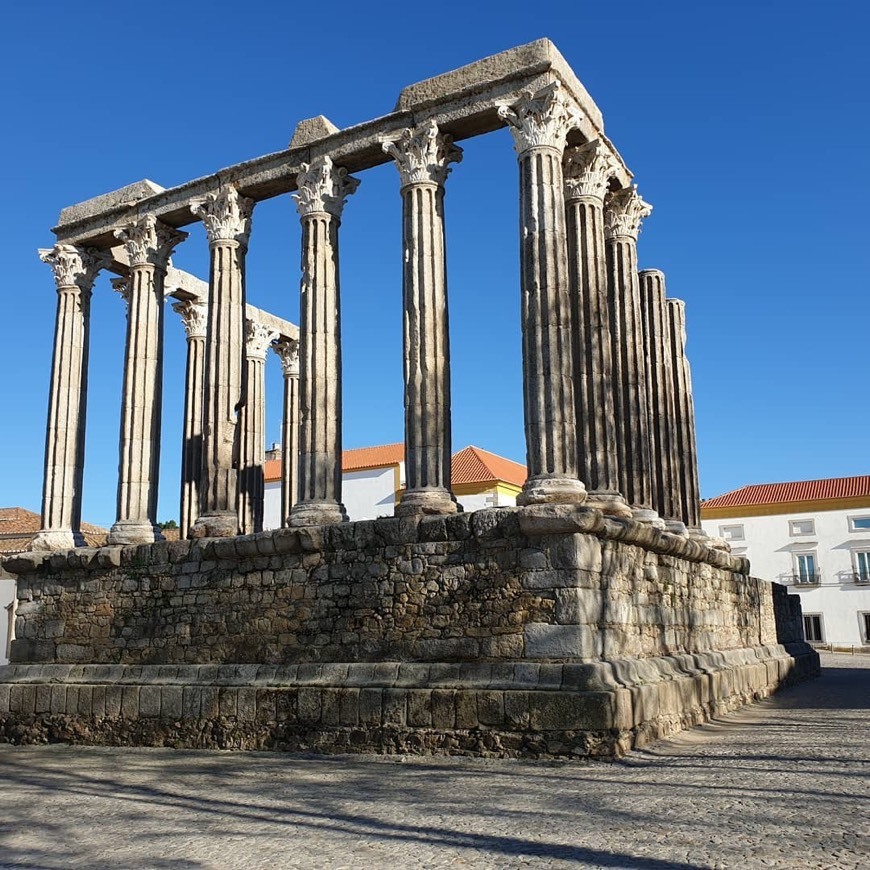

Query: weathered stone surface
289 115 340 148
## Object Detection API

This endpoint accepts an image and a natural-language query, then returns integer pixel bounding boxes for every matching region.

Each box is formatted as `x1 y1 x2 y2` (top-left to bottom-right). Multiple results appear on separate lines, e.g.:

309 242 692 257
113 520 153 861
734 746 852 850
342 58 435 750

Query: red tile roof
701 475 870 509
0 507 109 553
343 443 406 471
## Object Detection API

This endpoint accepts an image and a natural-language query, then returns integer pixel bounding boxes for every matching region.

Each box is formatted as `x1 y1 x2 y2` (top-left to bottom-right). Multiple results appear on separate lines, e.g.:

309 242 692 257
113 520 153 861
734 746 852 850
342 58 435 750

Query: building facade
701 476 870 649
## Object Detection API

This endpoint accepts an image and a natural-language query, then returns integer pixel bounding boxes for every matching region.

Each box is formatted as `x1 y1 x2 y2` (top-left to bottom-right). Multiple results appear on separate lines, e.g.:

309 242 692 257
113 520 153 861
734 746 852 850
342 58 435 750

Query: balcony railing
853 571 870 585
792 573 821 586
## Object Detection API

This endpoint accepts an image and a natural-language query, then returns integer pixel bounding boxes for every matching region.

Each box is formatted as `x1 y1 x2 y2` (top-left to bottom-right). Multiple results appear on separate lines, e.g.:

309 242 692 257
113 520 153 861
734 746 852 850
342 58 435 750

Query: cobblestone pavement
0 654 867 870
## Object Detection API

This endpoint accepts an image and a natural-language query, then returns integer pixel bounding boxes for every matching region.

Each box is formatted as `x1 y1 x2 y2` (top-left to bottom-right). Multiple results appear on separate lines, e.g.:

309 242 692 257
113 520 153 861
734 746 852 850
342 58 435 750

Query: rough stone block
161 687 183 720
35 684 52 714
219 687 238 718
555 588 603 625
407 690 433 727
504 691 531 728
139 685 161 718
236 688 257 721
274 689 297 723
454 691 478 729
524 623 598 659
431 689 455 729
91 686 106 718
382 689 406 726
320 688 341 725
298 688 322 724
200 687 219 719
339 688 359 726
477 690 504 726
527 690 614 731
105 686 122 718
121 686 139 719
50 685 66 714
358 689 382 726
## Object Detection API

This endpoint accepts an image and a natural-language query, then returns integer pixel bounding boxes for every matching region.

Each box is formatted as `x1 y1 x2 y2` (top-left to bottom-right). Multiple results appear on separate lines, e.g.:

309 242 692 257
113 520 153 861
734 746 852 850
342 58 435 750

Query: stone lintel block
289 115 340 149
58 179 165 227
524 623 600 660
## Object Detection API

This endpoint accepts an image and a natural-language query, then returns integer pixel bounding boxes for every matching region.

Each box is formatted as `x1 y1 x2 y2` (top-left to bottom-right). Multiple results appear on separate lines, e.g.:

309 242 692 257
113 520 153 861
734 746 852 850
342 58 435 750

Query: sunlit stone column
172 299 207 538
604 186 661 526
109 216 187 545
383 120 462 516
190 186 254 538
238 319 277 534
32 245 108 551
564 140 630 518
667 298 702 532
289 157 359 527
499 82 586 506
639 270 685 533
273 338 300 527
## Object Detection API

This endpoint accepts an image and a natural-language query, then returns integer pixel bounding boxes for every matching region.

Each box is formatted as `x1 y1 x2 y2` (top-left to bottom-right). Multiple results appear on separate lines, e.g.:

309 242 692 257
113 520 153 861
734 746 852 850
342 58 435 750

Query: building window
789 519 815 536
849 516 870 532
794 552 819 584
720 524 744 541
862 614 870 644
803 614 823 643
854 552 870 584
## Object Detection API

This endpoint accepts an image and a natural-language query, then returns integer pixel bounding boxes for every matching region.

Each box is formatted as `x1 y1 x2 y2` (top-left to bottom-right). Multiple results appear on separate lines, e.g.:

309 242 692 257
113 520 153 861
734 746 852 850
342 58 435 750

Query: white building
263 443 527 527
701 475 870 649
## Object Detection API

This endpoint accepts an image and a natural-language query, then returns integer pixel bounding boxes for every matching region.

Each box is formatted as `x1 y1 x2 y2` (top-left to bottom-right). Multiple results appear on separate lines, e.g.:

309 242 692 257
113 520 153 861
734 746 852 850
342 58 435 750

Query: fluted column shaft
190 187 253 538
564 142 629 517
274 339 300 526
238 321 276 534
605 186 659 524
499 82 586 506
109 217 186 545
639 270 682 530
667 298 702 530
290 157 359 527
384 121 461 516
174 300 207 538
32 245 106 550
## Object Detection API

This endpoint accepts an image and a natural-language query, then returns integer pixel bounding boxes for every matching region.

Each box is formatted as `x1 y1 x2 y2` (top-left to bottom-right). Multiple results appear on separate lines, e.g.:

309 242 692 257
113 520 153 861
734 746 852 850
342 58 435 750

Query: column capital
498 81 581 155
172 299 207 339
111 276 130 312
190 185 254 248
273 337 299 377
604 185 653 241
564 139 618 203
114 214 188 269
382 120 463 188
245 319 279 360
38 244 109 292
293 156 360 219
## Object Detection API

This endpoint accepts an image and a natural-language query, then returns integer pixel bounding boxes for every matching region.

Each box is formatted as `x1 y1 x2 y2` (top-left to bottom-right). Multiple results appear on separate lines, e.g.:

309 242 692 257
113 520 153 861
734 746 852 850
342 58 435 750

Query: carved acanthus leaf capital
190 186 254 247
382 120 463 188
39 244 110 292
293 156 360 219
172 299 208 340
272 338 299 376
114 215 188 269
111 277 130 313
604 186 653 241
564 139 618 202
497 81 581 155
246 319 279 360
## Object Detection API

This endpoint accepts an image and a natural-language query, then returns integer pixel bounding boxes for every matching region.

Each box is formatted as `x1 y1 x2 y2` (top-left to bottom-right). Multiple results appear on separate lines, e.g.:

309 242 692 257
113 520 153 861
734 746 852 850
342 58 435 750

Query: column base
107 521 162 546
189 512 238 539
289 501 348 528
584 490 632 519
517 476 587 507
664 520 689 536
395 488 458 518
630 507 667 529
29 529 81 552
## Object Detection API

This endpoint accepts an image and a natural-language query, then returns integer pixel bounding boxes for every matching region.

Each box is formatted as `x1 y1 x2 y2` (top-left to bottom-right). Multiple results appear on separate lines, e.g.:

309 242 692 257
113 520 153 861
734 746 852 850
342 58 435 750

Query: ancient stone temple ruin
0 40 817 757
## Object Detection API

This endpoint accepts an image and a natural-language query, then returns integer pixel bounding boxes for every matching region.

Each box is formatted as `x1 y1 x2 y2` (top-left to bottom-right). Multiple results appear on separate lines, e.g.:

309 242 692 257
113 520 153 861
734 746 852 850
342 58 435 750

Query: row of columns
33 79 702 549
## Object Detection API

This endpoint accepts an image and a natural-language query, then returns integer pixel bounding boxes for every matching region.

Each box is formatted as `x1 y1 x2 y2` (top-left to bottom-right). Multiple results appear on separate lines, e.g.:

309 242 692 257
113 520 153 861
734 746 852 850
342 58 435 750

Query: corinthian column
383 120 462 516
32 245 108 550
604 186 661 526
172 299 207 538
289 157 359 527
273 338 300 526
563 140 630 518
498 82 586 506
189 186 254 538
639 270 683 533
109 216 187 545
238 319 277 534
667 298 702 531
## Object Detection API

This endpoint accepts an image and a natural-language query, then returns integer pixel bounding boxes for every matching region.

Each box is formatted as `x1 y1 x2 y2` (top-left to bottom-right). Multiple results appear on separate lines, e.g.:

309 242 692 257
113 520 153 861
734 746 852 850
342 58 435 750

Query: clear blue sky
1 1 868 529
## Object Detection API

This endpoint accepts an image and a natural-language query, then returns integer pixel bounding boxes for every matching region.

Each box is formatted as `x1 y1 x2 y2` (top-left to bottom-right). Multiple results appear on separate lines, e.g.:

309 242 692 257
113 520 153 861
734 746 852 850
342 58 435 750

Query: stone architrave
563 140 630 518
383 120 462 516
667 298 702 532
189 186 254 538
32 244 109 551
109 216 187 545
273 338 300 527
238 319 278 534
604 186 661 526
172 299 207 538
498 82 587 506
639 270 684 533
289 156 359 527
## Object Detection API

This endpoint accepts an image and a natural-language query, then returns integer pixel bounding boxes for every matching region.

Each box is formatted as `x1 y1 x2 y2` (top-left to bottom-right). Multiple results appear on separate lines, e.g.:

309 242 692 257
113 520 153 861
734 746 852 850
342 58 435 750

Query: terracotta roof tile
701 475 870 509
0 507 109 552
451 446 527 488
343 443 406 471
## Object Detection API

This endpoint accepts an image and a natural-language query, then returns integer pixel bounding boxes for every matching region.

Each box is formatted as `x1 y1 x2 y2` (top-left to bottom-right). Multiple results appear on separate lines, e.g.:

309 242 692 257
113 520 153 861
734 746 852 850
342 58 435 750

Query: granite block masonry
1 506 818 757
